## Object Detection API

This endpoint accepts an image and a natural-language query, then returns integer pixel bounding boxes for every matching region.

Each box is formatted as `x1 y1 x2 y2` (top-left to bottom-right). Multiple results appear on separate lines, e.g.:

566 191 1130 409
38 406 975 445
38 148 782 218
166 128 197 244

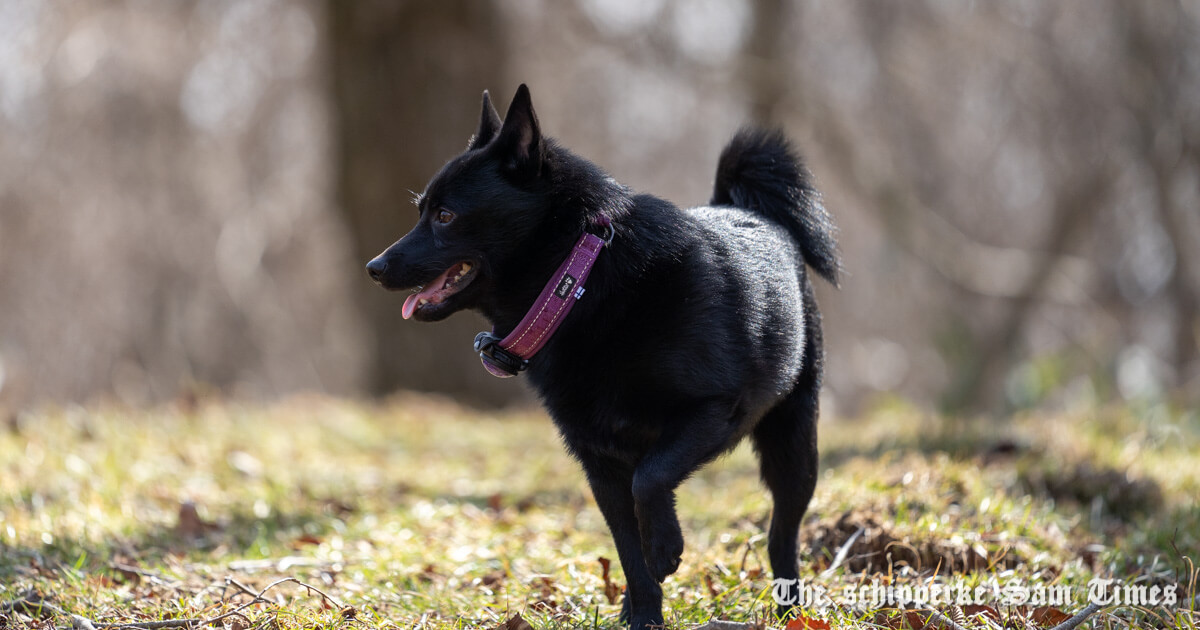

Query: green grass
1 394 1197 629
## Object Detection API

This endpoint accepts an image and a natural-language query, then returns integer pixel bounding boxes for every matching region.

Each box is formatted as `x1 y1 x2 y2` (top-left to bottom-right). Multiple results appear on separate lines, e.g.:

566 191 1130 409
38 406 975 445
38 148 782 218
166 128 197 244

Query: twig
10 575 347 630
202 576 345 626
96 619 201 629
1045 602 1104 630
108 563 174 586
1 594 68 618
224 577 272 605
819 526 864 579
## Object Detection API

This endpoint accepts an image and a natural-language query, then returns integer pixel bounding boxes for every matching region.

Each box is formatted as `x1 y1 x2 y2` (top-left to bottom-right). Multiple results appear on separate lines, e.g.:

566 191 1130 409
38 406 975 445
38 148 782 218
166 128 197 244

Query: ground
1 394 1197 629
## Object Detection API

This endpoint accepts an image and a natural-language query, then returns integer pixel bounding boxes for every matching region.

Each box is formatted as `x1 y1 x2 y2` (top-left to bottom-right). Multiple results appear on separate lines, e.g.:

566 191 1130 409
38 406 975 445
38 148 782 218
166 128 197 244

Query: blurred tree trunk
327 1 520 404
1122 2 1200 387
743 0 789 125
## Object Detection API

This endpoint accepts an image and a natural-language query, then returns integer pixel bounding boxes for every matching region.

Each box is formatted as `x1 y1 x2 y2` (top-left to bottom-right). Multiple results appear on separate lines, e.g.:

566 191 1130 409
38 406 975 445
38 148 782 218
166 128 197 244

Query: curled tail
711 127 841 286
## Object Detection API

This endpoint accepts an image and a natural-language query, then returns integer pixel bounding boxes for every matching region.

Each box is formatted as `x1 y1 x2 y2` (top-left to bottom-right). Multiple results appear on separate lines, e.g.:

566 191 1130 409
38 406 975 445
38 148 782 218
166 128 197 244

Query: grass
1 393 1197 629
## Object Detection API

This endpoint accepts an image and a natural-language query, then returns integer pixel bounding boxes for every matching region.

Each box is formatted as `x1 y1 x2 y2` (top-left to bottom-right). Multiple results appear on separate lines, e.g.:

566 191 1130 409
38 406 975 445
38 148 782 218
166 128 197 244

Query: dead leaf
961 604 1000 621
874 609 930 629
1031 606 1071 627
496 612 534 630
704 573 719 599
418 563 439 582
175 501 218 538
786 616 832 629
320 498 356 516
528 576 560 611
598 557 622 605
476 572 505 589
108 563 145 585
290 534 323 549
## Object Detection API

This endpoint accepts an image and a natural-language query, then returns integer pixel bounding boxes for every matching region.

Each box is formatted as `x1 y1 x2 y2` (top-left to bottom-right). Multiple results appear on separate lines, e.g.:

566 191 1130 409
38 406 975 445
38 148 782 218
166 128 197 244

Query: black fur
367 85 840 630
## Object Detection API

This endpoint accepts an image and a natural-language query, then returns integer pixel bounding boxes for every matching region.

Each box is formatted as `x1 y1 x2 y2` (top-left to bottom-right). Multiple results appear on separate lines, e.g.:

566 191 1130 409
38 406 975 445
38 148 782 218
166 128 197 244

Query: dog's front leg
633 409 740 582
578 452 664 630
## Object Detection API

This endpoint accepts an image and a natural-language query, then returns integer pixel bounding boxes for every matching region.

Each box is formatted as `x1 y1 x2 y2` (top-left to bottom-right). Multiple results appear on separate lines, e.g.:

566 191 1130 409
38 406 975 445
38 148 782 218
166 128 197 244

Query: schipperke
366 84 839 629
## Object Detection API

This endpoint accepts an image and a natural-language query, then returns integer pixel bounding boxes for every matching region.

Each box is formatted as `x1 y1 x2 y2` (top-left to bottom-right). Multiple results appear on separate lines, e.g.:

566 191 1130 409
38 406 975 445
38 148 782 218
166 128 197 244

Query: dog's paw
642 520 684 582
620 593 665 630
629 613 665 630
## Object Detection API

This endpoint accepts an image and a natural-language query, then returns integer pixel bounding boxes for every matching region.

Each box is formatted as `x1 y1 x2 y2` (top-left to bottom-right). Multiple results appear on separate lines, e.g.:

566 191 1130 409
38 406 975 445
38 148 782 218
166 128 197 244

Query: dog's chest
546 404 663 464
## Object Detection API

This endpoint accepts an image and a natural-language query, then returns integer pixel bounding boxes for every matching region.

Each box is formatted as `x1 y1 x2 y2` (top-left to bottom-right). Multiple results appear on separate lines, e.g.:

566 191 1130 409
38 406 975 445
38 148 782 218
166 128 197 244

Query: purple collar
474 216 613 378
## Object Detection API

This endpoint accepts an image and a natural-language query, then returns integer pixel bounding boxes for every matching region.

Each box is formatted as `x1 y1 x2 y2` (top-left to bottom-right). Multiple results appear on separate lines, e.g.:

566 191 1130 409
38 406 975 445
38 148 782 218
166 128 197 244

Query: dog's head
366 84 551 322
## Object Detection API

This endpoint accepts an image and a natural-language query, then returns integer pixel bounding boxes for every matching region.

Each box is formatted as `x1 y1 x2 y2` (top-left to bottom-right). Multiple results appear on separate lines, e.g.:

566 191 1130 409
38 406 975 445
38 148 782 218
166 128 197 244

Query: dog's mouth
402 261 478 320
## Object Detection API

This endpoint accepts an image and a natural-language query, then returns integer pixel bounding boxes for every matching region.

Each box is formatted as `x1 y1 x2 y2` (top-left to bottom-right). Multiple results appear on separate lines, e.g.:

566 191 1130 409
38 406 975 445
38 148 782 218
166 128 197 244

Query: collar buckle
474 331 527 377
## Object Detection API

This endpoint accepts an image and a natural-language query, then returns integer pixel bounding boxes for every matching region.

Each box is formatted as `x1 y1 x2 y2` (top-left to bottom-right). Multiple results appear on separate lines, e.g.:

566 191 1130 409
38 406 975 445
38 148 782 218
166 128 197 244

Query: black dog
367 85 839 629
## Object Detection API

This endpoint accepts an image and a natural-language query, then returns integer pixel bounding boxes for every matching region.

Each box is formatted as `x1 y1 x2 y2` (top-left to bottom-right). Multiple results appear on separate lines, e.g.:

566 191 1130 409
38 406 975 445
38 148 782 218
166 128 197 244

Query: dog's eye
434 209 455 225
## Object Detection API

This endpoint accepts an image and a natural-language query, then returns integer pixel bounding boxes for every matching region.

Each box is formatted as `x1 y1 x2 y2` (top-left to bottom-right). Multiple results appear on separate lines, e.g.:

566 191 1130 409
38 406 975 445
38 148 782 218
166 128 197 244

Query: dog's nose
366 258 388 282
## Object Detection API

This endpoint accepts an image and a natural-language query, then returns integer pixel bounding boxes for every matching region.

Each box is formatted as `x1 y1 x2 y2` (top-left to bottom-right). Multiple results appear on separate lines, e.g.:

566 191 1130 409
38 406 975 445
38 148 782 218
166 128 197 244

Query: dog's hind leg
751 286 823 617
751 382 818 598
577 453 664 630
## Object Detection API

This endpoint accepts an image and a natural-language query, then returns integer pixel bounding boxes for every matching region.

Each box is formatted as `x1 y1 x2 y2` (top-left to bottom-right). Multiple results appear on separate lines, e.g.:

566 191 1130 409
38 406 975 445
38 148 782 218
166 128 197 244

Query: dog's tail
710 127 841 286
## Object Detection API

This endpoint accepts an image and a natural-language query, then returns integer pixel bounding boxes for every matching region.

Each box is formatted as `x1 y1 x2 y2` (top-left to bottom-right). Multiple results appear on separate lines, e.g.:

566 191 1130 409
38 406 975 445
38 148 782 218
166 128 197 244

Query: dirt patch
1018 460 1162 522
803 510 1022 576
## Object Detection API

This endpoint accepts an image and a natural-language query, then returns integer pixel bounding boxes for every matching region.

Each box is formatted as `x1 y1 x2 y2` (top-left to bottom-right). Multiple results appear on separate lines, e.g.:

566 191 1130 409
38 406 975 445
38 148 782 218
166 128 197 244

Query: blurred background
1 0 1197 417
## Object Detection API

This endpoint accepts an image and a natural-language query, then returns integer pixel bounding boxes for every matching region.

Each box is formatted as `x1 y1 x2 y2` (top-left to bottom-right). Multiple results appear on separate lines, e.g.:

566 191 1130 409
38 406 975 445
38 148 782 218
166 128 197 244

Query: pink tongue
401 267 457 320
402 294 420 320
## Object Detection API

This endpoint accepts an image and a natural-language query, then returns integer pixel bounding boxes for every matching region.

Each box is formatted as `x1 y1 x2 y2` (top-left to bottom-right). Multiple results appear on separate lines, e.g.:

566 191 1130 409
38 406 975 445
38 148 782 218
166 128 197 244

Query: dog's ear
468 90 502 151
492 84 543 178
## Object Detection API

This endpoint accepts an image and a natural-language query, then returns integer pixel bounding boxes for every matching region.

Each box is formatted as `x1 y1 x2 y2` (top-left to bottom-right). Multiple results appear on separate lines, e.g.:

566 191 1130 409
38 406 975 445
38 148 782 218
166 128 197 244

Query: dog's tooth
461 263 472 273
419 298 429 305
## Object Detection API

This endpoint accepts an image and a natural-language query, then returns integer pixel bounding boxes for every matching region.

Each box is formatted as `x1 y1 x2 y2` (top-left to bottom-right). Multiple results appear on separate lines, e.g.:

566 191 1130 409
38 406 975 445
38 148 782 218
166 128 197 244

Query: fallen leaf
874 609 930 629
474 571 505 591
529 576 560 611
497 612 534 630
320 498 356 516
961 604 1000 621
598 557 622 605
704 573 720 598
786 616 832 629
290 534 323 549
109 566 138 585
175 501 219 539
418 564 439 582
1031 606 1071 626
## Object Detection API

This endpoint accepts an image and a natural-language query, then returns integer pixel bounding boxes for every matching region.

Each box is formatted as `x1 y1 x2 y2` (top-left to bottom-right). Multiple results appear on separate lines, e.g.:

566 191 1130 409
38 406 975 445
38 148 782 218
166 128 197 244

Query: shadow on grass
0 502 341 582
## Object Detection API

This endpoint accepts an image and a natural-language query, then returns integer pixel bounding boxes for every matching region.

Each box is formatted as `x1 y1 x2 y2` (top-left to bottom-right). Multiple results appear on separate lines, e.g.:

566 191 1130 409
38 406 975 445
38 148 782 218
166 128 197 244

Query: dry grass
1 394 1197 629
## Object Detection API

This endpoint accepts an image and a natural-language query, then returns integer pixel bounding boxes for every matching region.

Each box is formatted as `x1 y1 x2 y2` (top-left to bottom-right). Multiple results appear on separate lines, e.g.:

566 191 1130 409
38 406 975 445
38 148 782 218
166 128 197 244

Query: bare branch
1045 602 1104 630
